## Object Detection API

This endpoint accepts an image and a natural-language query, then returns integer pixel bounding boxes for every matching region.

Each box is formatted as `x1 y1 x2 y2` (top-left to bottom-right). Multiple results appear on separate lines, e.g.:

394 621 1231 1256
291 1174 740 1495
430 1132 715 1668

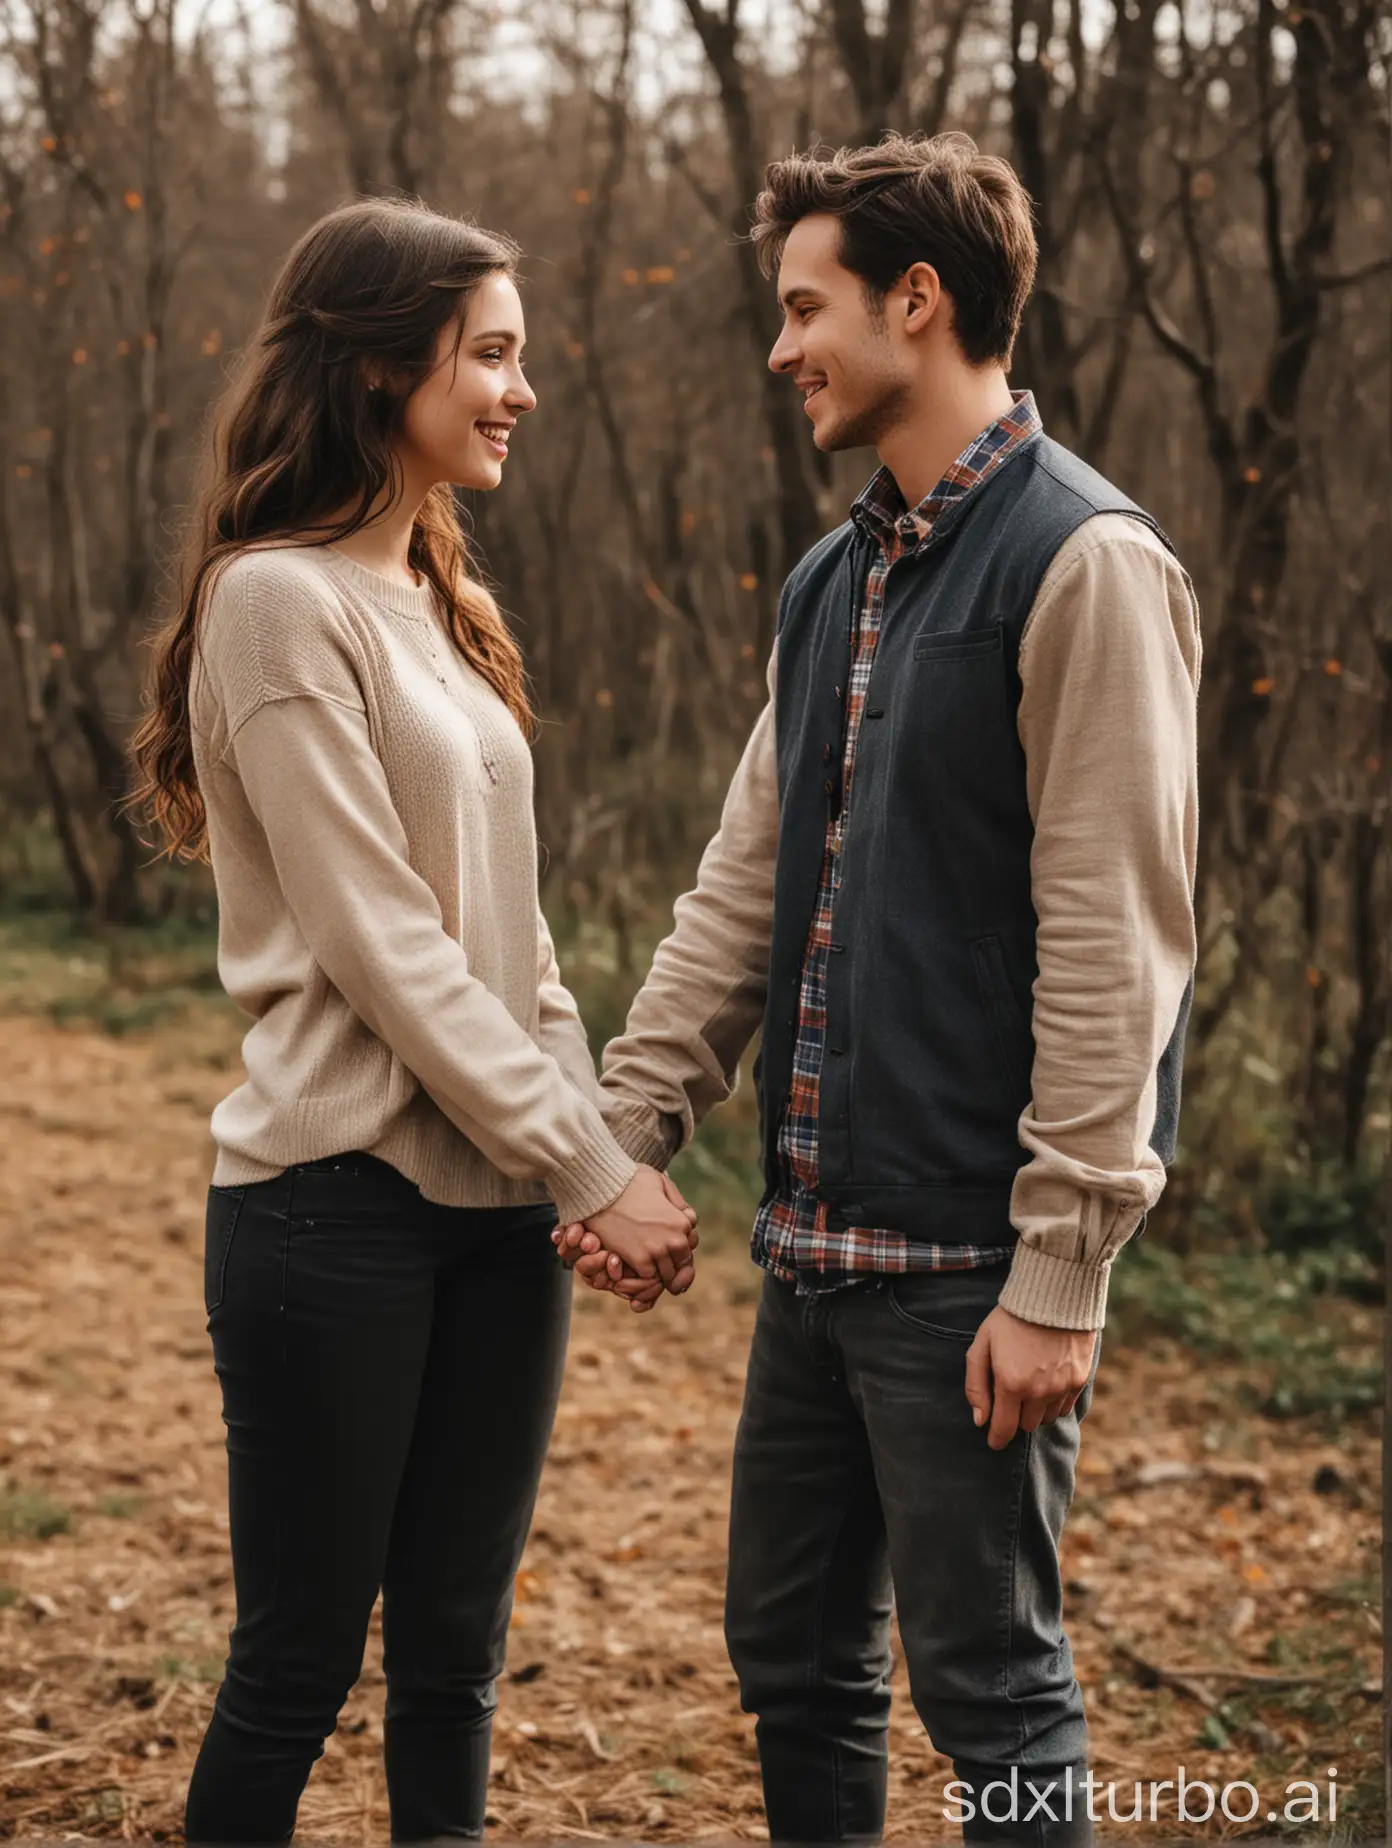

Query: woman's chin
446 459 504 492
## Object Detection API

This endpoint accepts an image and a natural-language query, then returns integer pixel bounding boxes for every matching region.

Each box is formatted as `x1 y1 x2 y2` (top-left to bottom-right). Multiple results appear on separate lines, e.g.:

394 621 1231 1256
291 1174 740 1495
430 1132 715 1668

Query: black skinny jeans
184 1152 568 1845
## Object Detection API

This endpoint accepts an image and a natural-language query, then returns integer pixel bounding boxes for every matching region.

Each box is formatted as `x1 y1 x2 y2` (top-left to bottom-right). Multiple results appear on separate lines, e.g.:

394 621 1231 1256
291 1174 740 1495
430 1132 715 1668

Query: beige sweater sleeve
995 514 1201 1332
222 695 639 1226
599 645 780 1167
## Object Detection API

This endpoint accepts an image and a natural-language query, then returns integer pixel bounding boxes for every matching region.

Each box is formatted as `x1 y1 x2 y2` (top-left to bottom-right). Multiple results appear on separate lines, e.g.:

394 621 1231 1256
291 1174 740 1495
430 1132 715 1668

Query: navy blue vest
756 432 1193 1246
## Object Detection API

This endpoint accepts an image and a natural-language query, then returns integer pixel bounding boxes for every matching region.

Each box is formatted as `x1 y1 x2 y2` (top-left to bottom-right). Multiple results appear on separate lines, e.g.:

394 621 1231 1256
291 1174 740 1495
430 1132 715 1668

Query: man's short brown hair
750 132 1038 368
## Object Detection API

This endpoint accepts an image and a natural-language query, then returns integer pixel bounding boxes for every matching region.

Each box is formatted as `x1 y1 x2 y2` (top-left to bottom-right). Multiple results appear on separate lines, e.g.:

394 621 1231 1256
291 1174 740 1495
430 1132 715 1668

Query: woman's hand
552 1171 698 1311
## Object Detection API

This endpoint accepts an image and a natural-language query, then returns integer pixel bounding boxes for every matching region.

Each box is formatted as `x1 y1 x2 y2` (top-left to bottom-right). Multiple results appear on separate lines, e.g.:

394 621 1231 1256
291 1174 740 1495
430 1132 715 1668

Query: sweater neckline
317 545 440 622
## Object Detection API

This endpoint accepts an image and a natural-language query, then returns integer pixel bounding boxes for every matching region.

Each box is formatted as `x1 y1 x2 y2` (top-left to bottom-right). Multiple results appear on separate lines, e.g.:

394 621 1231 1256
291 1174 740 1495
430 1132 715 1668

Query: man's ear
901 261 942 336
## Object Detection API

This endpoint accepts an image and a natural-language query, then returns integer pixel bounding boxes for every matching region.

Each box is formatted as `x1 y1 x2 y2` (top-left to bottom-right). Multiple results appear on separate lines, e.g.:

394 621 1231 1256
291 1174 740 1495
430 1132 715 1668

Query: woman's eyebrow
471 329 524 347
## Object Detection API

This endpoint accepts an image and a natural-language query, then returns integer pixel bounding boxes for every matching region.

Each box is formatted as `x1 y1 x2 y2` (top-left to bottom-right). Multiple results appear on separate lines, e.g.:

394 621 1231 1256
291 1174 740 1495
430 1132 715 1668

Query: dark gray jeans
725 1259 1100 1848
184 1152 567 1845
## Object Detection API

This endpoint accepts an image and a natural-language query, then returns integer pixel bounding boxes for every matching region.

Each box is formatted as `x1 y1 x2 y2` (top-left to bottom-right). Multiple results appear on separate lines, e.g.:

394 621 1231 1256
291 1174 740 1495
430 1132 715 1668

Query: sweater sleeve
599 643 781 1168
996 514 1201 1332
216 657 638 1225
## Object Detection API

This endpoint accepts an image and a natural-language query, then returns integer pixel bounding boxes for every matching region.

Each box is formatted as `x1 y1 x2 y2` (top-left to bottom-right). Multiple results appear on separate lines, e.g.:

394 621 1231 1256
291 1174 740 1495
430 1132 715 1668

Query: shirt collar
851 388 1042 549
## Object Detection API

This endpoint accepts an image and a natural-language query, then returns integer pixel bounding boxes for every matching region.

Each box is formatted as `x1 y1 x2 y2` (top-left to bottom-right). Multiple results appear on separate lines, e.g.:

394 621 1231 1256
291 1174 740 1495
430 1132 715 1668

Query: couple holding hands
135 128 1199 1848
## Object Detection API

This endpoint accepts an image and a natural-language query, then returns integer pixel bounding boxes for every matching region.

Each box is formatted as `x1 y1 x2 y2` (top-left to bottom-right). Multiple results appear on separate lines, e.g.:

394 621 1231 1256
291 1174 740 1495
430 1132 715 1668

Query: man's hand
964 1305 1097 1450
552 1170 698 1311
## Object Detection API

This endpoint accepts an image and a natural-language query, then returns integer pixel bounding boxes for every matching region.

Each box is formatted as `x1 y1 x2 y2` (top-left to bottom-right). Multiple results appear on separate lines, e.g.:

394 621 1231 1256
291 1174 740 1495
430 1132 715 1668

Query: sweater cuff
547 1129 639 1227
598 1097 682 1172
997 1241 1111 1331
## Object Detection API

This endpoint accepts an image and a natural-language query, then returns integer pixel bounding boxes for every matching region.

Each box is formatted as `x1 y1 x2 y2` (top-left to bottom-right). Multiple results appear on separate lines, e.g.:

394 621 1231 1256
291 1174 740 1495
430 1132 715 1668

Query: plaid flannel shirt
751 391 1043 1295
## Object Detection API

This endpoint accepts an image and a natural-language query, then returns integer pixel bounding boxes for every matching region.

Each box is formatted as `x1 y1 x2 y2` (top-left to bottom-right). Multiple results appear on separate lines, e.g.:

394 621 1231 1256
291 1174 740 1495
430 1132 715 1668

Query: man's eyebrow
778 285 824 310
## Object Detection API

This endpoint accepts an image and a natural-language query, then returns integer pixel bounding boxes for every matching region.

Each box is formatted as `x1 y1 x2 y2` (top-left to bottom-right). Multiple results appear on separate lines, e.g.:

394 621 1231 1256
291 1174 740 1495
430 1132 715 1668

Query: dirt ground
0 1009 1381 1842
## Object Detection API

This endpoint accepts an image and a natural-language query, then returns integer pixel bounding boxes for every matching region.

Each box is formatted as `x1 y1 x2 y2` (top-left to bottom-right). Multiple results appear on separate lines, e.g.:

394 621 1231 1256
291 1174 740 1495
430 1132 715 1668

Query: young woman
130 198 697 1845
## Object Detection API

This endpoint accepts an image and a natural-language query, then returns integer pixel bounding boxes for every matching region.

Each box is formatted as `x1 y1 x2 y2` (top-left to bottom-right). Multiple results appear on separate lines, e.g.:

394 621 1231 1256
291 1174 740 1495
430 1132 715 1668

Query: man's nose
768 338 798 375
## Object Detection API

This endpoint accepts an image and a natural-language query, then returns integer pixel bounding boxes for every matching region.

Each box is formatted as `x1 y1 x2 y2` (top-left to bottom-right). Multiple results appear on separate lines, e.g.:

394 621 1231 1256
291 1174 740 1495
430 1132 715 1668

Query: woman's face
396 272 537 492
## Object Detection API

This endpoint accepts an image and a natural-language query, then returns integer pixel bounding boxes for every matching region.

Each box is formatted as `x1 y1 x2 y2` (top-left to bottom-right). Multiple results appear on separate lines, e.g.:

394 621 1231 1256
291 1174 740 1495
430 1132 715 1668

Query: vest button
823 743 833 762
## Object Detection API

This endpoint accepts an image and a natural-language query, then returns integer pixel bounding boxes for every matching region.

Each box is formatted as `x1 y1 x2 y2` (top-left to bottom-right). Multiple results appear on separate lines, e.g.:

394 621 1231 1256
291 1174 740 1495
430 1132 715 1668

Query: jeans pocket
204 1186 245 1314
885 1265 1008 1341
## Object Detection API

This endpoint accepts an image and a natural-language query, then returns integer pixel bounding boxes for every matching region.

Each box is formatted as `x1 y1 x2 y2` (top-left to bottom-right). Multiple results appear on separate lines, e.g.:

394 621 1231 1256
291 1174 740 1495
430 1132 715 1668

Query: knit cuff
598 1097 682 1173
996 1241 1111 1331
547 1130 639 1228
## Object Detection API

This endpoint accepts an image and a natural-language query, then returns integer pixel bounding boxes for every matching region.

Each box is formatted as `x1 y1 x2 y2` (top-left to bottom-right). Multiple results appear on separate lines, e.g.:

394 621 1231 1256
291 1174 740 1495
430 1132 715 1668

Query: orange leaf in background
1190 171 1215 200
72 347 88 365
39 236 58 256
1242 1563 1267 1583
1306 966 1321 987
621 267 639 286
53 270 69 286
564 339 585 359
1324 658 1342 675
1252 677 1275 696
1218 1505 1238 1525
1243 465 1261 483
572 188 591 205
646 265 675 284
40 135 57 153
1367 756 1381 773
595 688 613 709
49 642 65 659
14 464 32 479
680 510 697 534
124 189 143 211
741 642 756 659
141 331 157 349
201 330 222 356
116 339 131 356
739 572 759 591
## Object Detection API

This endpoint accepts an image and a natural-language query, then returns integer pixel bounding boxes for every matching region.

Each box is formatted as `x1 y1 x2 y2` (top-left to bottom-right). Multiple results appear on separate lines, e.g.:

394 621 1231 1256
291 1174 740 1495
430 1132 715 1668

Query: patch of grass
0 1485 76 1542
0 911 234 1035
0 1582 21 1608
94 1492 145 1519
1107 1238 1380 1427
154 1651 224 1683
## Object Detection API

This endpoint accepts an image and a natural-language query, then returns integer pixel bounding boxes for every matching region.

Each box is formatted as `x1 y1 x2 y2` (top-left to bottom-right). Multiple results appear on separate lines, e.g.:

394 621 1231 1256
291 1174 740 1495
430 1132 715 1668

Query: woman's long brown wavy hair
130 197 534 863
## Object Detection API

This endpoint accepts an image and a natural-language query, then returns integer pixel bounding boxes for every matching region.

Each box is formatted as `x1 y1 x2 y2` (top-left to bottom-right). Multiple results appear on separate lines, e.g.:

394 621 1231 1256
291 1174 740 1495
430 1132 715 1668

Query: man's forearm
999 515 1202 1332
601 649 781 1167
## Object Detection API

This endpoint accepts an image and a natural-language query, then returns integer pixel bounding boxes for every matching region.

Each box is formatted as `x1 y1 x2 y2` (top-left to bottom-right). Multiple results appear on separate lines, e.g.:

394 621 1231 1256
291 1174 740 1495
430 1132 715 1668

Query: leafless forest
0 0 1389 1228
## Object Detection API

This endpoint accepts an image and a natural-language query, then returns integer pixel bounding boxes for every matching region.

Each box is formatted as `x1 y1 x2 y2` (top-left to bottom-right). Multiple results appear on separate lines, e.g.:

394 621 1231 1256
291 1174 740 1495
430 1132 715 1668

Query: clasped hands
551 1164 698 1313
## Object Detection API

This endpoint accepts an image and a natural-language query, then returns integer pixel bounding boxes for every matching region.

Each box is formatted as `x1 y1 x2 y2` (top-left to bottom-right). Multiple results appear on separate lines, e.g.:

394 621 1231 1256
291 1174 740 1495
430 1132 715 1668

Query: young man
559 131 1200 1846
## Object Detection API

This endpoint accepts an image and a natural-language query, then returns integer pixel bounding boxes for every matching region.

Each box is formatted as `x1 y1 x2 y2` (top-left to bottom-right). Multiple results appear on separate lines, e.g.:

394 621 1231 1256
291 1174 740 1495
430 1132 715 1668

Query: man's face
767 214 915 454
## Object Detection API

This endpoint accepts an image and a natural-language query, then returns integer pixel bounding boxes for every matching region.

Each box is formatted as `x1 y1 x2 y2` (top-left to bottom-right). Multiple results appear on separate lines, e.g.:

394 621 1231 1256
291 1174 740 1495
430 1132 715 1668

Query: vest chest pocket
912 624 1003 663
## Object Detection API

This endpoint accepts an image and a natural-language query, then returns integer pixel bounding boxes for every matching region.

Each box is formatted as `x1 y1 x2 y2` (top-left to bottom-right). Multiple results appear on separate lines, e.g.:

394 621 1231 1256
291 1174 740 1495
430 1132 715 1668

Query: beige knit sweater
188 543 639 1225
